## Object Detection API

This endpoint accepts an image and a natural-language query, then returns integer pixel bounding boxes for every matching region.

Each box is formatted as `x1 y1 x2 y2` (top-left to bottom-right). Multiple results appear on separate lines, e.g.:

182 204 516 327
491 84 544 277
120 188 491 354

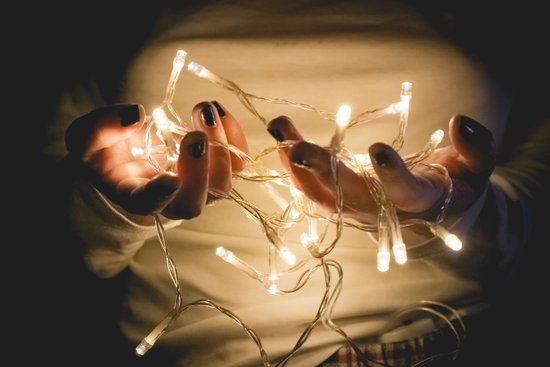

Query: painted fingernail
212 101 226 117
201 104 216 127
373 150 391 167
267 128 285 142
119 104 140 126
459 116 492 147
291 158 312 169
188 139 206 158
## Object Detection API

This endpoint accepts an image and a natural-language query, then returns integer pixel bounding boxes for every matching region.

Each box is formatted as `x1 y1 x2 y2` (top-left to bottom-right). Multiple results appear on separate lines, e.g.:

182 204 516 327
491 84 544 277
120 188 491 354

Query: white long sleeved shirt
49 1 548 365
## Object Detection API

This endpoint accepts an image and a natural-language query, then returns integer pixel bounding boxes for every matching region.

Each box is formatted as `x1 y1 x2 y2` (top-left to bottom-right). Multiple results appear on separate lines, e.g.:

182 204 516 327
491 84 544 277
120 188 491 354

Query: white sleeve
68 178 182 278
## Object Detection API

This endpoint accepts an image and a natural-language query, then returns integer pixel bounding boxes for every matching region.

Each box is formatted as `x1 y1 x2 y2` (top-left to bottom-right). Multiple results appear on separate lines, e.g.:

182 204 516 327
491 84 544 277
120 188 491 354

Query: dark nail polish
188 139 206 158
374 150 391 167
119 104 140 126
212 101 226 117
201 105 216 127
291 157 312 169
267 128 285 142
459 116 492 147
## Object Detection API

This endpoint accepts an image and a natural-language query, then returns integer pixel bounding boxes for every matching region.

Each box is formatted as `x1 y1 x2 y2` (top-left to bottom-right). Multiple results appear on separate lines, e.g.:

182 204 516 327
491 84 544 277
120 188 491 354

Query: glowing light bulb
289 207 300 220
377 250 390 272
401 81 413 98
431 225 462 251
268 283 280 295
187 61 221 83
377 224 390 272
152 108 179 164
216 246 235 263
354 153 371 166
279 246 297 266
331 104 352 150
173 49 187 67
300 233 318 249
430 129 444 145
392 242 407 264
153 108 170 130
336 105 351 128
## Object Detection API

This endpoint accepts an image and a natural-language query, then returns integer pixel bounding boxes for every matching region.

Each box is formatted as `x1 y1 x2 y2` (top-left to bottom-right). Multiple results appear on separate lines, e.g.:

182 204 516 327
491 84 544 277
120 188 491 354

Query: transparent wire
133 50 466 365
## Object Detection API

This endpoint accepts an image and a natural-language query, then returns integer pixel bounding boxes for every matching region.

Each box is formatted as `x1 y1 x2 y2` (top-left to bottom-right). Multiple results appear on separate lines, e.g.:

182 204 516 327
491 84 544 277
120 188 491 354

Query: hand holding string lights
67 49 496 364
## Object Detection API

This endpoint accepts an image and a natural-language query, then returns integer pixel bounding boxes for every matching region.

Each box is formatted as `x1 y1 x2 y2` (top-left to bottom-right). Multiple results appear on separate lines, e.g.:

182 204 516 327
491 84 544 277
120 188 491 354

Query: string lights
132 49 465 365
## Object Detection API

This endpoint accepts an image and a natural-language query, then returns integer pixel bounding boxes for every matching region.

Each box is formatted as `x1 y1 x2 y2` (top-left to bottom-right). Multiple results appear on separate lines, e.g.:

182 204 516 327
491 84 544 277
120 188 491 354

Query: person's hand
267 114 495 224
65 101 248 219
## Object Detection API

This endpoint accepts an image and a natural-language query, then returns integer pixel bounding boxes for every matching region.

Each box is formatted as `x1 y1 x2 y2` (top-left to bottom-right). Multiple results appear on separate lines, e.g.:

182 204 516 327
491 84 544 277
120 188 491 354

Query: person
37 0 549 366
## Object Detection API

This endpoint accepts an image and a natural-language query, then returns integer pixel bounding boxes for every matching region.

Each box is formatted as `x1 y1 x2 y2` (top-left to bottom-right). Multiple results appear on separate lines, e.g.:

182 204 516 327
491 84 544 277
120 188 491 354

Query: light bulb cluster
134 49 464 364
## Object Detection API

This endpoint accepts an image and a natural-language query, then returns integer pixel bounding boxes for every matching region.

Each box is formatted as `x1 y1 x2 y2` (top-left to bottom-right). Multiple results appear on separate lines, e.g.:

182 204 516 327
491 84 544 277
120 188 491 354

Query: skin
66 103 494 224
65 101 249 220
267 114 495 224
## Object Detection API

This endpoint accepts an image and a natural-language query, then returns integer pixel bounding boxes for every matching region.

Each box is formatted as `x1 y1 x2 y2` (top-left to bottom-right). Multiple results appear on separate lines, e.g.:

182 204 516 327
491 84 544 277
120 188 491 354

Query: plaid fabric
318 329 457 367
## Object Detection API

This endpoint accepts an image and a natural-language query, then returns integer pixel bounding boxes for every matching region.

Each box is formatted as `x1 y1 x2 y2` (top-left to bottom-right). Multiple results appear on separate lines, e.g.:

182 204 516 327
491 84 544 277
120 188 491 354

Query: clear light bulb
279 246 297 266
377 225 390 272
152 108 179 163
392 241 408 265
187 61 221 83
336 104 352 128
430 129 444 145
331 104 352 150
431 225 463 251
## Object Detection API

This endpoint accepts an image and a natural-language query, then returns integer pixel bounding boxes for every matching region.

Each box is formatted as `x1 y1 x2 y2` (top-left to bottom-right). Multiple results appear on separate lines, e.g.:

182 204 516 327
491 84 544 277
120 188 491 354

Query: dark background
13 1 549 366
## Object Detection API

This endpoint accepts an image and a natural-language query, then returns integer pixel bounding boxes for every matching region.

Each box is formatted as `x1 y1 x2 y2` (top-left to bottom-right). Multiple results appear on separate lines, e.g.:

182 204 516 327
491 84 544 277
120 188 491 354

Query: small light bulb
336 104 352 128
393 242 408 264
401 81 413 98
354 153 371 166
430 129 444 145
153 108 170 130
377 250 390 272
216 246 236 263
390 101 406 113
431 225 463 251
289 207 300 220
279 246 296 266
268 283 280 295
300 233 319 249
173 49 187 67
445 234 463 251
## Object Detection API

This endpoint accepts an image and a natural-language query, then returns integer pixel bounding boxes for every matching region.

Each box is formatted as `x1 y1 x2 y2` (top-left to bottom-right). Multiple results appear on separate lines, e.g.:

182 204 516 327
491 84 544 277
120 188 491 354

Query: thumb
65 104 145 161
449 115 495 175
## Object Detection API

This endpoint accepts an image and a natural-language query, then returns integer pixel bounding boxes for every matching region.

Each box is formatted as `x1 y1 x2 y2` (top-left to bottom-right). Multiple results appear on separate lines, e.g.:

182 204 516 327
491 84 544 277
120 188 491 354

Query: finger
117 174 180 215
211 100 249 173
266 116 306 188
369 143 445 214
163 131 209 219
290 141 377 217
192 102 232 200
449 115 496 176
65 104 145 162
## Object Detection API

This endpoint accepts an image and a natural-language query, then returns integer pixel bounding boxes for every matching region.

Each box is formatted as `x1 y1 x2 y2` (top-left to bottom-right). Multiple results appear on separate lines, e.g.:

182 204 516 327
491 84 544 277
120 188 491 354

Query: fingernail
373 150 391 167
267 128 285 142
459 116 492 147
291 158 312 169
188 139 206 159
201 104 216 127
119 104 140 126
212 101 226 117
